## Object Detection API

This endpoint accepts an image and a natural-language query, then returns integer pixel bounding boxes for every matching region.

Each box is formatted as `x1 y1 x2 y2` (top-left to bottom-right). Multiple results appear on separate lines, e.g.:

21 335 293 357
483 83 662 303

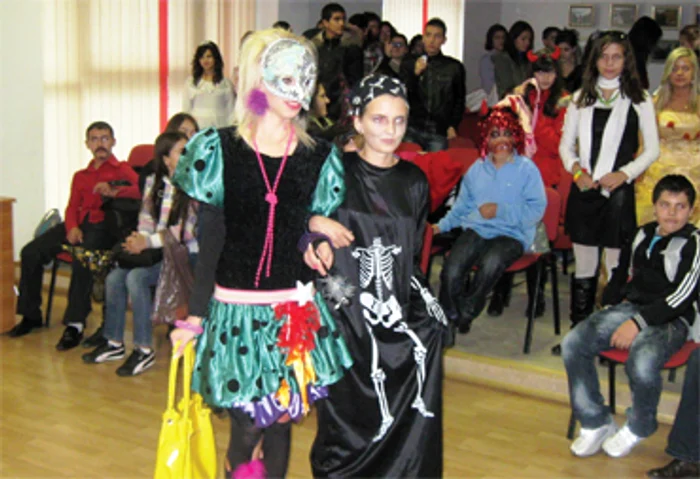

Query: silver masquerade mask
261 38 317 110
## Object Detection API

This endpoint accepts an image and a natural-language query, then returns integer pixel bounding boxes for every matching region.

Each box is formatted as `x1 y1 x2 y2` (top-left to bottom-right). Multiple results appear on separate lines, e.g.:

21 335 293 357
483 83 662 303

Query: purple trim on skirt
232 385 329 428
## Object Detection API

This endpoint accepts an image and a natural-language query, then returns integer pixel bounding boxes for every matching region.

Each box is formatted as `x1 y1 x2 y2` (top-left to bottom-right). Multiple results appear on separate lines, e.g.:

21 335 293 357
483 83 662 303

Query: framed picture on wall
609 4 637 29
650 39 680 63
651 6 682 29
568 5 595 28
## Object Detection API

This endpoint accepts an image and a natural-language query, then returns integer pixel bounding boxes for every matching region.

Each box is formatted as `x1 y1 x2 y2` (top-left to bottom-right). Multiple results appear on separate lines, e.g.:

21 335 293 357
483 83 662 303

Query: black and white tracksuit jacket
603 222 700 331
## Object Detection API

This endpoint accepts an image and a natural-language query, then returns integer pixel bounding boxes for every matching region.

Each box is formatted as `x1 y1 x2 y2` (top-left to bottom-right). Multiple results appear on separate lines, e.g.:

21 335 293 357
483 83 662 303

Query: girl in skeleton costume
169 29 353 478
559 31 659 335
304 74 448 478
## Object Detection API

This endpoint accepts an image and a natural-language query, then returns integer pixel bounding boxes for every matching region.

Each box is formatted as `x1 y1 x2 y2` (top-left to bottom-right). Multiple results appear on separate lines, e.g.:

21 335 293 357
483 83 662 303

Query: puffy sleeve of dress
308 143 346 216
171 127 225 208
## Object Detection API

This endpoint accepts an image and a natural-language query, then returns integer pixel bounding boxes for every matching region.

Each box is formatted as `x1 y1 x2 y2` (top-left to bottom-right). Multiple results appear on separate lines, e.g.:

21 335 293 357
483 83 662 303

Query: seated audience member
83 132 199 376
375 33 408 79
433 106 546 334
646 348 700 478
137 112 200 193
10 122 141 350
311 3 364 121
401 17 466 151
307 82 348 142
542 26 560 50
480 24 508 95
556 28 582 93
493 21 534 98
409 34 424 56
564 174 699 459
679 24 700 58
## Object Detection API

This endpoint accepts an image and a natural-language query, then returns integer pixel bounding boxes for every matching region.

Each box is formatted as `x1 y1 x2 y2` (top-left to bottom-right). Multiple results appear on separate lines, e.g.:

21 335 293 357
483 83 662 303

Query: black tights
226 408 291 478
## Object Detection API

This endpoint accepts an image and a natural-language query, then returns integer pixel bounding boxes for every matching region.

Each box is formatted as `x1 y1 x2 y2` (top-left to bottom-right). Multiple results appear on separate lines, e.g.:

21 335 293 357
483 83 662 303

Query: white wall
499 0 699 90
0 0 45 260
464 1 503 91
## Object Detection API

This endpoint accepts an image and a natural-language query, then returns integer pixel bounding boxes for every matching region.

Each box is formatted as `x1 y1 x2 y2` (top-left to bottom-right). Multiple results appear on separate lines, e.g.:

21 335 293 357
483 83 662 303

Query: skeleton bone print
352 237 435 442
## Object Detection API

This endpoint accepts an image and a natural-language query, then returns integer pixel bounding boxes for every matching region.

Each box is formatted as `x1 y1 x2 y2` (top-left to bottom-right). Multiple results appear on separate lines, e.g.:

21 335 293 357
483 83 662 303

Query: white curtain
382 0 464 60
42 0 256 213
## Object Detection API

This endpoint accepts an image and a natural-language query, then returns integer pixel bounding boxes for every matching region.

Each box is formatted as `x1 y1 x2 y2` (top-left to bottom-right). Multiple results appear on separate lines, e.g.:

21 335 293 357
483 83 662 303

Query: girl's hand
304 242 334 276
308 216 354 248
124 232 149 254
575 170 598 192
170 316 202 357
598 171 628 193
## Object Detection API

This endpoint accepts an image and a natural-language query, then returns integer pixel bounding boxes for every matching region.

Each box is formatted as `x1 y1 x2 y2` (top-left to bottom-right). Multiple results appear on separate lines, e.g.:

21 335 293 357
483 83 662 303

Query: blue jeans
562 302 688 438
404 127 449 152
103 263 162 347
667 348 699 462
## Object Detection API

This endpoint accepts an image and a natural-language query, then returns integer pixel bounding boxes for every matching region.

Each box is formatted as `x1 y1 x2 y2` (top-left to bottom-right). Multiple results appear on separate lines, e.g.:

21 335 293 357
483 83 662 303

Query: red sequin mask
477 106 525 158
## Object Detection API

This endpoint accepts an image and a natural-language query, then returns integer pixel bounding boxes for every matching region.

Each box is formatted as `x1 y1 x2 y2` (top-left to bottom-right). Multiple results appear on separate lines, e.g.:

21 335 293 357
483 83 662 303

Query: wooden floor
1 294 675 478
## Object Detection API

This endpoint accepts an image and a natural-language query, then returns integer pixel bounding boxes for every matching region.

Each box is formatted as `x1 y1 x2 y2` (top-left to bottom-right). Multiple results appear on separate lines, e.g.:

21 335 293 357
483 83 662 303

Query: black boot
525 265 546 318
487 274 512 317
552 276 597 355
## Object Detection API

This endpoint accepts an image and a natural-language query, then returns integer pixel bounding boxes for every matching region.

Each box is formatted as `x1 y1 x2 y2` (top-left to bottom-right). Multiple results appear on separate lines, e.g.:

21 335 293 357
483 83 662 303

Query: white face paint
260 38 317 110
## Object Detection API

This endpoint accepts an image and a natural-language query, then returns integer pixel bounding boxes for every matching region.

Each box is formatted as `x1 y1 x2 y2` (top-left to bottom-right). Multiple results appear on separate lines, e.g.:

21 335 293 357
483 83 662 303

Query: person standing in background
401 18 466 151
183 41 235 129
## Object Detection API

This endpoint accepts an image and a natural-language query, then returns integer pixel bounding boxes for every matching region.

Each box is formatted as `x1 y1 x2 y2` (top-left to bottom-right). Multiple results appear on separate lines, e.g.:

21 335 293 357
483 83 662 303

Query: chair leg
608 362 617 414
550 253 561 335
566 411 577 439
46 260 59 328
523 262 542 354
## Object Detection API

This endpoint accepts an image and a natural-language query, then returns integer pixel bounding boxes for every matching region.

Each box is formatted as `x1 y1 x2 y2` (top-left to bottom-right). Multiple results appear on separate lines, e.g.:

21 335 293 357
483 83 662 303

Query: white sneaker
602 424 643 458
570 422 618 457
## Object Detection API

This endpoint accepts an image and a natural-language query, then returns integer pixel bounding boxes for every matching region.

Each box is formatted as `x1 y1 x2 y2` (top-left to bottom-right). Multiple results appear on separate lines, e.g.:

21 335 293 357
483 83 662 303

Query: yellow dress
636 109 700 225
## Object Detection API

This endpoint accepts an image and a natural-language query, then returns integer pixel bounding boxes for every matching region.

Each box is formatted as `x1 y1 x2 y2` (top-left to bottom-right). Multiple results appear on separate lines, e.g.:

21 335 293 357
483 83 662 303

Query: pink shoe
232 460 266 479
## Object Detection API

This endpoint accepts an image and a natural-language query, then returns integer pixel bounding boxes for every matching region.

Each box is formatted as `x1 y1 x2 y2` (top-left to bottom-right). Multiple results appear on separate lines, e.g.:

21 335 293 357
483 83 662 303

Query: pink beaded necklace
252 127 294 288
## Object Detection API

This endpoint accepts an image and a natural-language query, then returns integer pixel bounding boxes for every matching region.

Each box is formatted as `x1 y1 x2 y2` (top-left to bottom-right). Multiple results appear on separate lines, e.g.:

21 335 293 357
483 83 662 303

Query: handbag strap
167 342 195 413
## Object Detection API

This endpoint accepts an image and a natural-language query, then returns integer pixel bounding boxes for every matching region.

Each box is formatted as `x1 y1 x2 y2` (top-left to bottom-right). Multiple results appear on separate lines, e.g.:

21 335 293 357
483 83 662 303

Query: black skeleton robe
310 152 447 478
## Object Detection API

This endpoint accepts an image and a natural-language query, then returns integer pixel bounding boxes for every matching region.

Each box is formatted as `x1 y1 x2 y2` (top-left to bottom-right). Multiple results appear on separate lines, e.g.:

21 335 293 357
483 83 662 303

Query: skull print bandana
349 73 408 117
260 38 317 110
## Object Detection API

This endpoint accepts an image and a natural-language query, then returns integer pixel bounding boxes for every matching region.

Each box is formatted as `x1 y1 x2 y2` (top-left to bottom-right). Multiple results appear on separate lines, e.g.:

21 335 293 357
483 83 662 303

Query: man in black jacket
311 3 363 121
400 18 465 151
563 175 700 460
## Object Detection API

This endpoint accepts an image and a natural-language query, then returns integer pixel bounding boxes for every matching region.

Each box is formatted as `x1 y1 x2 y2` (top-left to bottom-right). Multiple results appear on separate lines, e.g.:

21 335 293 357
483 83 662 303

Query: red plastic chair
502 187 562 354
420 222 433 276
435 188 562 353
566 341 700 439
127 144 155 170
552 165 573 273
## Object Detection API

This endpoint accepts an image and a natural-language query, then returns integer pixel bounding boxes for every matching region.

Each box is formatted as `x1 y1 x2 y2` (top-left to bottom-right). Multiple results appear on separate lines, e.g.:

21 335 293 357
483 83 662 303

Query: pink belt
214 282 315 305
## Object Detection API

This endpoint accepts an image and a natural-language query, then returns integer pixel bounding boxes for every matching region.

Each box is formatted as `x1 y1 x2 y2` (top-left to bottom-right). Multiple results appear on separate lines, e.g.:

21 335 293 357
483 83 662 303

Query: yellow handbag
154 342 217 479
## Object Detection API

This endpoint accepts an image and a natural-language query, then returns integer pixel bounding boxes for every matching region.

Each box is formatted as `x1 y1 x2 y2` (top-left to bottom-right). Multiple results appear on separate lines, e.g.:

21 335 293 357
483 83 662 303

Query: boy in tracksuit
563 174 699 459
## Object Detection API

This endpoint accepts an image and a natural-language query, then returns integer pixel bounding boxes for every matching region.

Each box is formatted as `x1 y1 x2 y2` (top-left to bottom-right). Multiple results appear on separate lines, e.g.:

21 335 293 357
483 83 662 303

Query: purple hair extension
247 88 269 116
